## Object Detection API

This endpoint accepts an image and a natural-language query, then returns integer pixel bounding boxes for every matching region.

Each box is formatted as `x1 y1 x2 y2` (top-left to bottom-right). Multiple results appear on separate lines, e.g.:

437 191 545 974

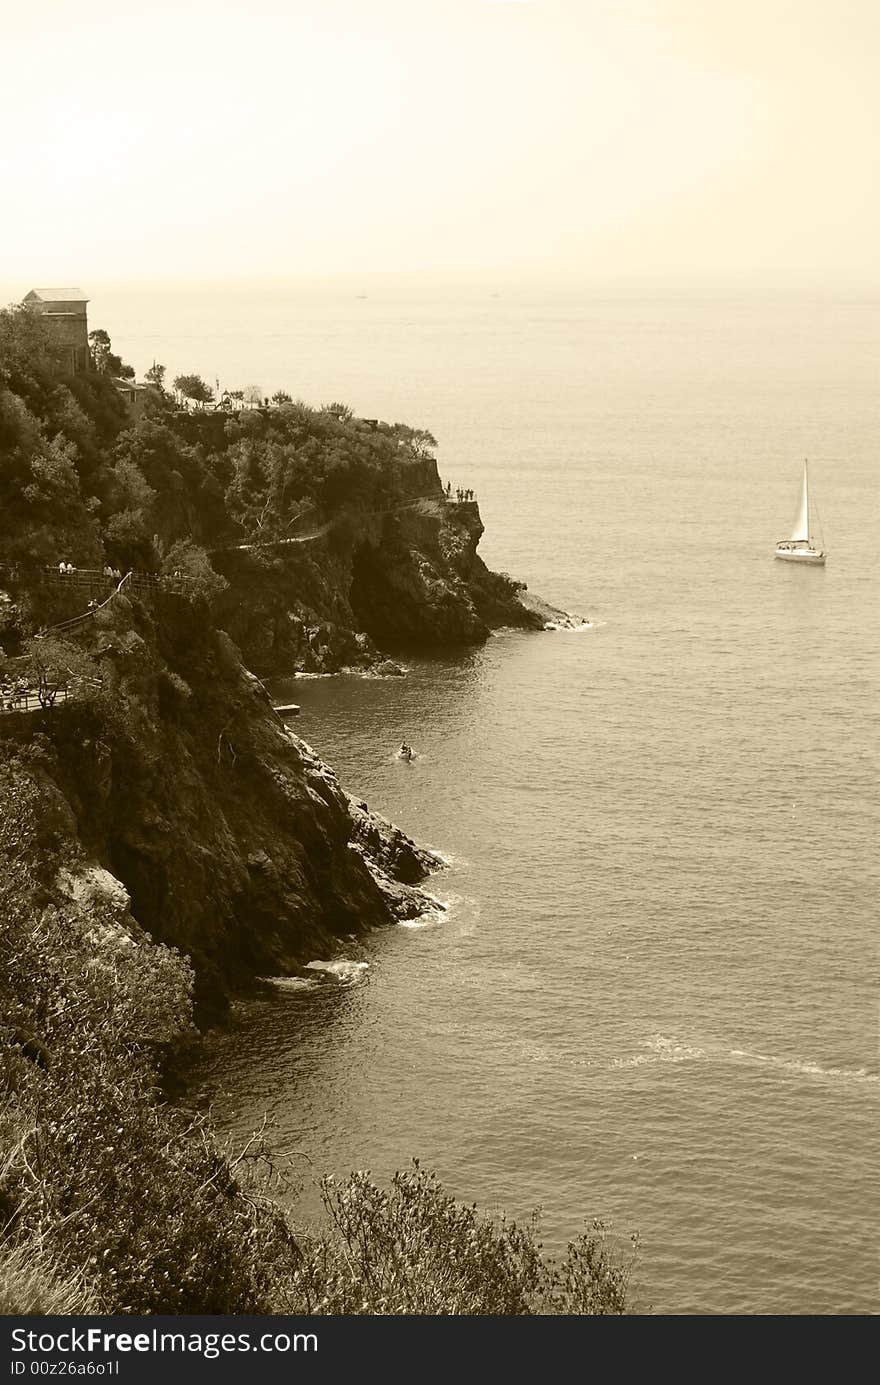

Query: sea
102 280 878 1314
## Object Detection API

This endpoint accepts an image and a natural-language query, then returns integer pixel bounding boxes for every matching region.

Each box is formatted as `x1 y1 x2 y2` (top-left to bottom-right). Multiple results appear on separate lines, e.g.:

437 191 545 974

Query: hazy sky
2 0 878 286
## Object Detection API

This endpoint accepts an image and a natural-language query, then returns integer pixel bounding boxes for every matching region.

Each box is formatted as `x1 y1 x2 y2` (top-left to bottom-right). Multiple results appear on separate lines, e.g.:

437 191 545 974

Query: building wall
44 314 90 374
25 299 90 374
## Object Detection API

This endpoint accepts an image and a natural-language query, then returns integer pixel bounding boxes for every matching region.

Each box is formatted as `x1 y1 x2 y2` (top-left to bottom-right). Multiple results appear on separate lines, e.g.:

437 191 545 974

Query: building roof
23 287 89 303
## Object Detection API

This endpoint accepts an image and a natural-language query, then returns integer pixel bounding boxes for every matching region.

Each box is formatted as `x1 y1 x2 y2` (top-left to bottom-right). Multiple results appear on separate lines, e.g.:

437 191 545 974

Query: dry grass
0 1239 101 1316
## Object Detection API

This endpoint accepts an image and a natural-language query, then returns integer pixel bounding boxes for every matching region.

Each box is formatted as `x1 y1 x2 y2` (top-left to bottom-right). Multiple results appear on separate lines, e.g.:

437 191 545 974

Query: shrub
281 1162 635 1315
160 539 227 602
0 826 295 1314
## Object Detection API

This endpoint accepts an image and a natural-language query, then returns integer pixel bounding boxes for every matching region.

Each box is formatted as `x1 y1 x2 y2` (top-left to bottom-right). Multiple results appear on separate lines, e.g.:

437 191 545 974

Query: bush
160 539 227 602
281 1162 635 1315
0 782 295 1315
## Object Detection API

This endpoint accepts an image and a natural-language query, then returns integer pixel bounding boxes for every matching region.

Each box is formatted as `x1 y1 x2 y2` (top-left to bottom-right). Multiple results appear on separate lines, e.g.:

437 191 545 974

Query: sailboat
775 460 826 565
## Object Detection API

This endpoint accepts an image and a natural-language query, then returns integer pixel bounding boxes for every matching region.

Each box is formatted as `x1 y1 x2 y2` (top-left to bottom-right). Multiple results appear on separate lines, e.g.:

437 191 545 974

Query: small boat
775 460 826 565
273 702 301 716
397 744 415 762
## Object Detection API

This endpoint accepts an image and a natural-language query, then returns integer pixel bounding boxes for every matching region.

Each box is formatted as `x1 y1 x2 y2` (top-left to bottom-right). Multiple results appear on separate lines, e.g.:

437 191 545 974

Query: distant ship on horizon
775 460 826 565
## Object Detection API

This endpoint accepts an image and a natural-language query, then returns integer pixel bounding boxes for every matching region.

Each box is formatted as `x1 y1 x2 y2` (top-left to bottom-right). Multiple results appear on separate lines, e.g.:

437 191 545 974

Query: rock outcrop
211 466 575 675
0 592 439 1020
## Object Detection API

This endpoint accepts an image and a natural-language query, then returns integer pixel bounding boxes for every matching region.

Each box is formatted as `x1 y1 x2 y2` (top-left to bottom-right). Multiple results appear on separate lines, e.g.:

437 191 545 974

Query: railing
37 570 133 636
2 563 194 587
0 687 70 715
0 566 195 719
0 564 197 648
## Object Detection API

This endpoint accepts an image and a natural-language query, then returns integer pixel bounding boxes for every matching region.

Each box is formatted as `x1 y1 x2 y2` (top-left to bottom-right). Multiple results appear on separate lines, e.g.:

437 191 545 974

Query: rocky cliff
211 458 570 675
0 590 441 1021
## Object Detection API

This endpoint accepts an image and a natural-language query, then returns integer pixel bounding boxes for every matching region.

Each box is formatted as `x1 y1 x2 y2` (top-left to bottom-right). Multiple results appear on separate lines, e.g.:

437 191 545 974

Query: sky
2 0 879 287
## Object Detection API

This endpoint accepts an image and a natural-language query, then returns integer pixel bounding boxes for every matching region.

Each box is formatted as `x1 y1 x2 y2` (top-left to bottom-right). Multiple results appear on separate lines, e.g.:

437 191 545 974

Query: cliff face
213 458 547 675
0 593 440 1019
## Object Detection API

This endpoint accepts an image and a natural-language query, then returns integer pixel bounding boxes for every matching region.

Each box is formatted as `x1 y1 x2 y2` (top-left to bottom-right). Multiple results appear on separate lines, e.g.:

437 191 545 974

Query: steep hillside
213 489 560 674
0 592 439 1020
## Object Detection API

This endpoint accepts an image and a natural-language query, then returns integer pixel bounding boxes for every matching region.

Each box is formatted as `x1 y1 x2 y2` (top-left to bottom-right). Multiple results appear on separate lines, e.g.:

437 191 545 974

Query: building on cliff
112 377 156 420
22 287 90 375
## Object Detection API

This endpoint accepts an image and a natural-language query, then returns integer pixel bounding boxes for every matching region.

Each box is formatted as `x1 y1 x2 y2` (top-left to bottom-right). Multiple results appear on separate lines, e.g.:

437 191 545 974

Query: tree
242 385 263 409
88 329 112 372
392 423 438 459
270 391 292 405
88 329 132 379
20 634 99 708
173 374 214 408
160 539 227 602
144 363 166 390
0 308 115 566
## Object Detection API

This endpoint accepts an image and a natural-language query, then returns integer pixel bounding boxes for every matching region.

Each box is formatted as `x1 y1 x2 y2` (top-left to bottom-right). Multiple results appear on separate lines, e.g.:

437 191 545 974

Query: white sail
789 460 810 542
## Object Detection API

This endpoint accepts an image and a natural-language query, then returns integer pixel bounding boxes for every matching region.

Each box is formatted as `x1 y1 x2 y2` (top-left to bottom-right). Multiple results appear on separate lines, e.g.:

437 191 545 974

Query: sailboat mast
803 459 810 538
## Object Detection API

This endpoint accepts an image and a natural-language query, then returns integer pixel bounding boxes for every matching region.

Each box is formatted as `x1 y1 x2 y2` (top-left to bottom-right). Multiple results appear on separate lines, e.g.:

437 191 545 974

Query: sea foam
609 1034 878 1084
304 959 370 985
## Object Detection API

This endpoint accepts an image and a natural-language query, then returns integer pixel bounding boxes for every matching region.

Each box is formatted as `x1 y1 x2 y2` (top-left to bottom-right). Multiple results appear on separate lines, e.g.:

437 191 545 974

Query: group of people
444 482 475 502
398 741 415 762
55 562 124 580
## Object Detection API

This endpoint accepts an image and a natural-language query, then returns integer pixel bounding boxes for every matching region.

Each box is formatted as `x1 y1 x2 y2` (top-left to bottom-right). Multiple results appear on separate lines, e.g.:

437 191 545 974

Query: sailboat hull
774 545 825 565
